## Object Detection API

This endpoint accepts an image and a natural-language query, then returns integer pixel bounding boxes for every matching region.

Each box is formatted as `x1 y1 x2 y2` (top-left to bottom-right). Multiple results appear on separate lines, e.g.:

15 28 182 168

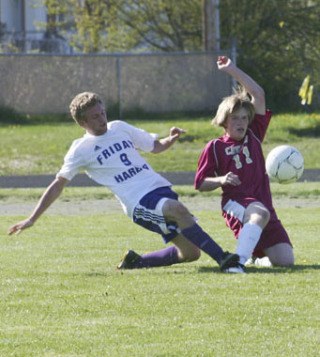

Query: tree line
44 0 320 111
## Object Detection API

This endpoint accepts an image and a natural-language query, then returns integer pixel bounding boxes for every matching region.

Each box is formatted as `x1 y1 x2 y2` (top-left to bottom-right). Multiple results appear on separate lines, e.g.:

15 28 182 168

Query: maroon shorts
223 199 292 258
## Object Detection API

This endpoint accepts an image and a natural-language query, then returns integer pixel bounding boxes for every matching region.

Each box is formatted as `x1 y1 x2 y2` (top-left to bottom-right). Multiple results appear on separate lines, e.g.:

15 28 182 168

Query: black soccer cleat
117 250 141 270
224 262 246 274
219 251 240 271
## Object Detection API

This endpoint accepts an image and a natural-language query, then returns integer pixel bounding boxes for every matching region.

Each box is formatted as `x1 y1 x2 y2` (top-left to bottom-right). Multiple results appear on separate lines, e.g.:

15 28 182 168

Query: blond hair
69 92 104 124
212 88 255 127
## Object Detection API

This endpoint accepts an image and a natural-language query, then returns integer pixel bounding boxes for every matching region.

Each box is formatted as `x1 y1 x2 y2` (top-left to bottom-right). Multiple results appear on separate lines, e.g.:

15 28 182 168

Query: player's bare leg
170 234 200 262
162 199 239 270
118 198 239 271
264 243 294 267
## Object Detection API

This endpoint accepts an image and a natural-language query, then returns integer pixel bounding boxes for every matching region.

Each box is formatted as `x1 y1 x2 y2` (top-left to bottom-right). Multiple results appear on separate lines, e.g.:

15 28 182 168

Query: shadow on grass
289 123 320 137
200 264 320 274
81 264 320 277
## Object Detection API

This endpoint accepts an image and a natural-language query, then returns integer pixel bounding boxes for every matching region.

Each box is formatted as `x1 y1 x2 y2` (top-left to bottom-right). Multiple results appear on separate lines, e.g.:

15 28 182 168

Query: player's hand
169 127 186 141
221 172 241 186
217 56 233 71
8 218 34 235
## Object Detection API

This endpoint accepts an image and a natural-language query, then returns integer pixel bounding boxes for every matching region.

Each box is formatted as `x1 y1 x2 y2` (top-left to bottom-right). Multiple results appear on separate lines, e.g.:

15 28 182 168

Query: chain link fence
0 51 232 117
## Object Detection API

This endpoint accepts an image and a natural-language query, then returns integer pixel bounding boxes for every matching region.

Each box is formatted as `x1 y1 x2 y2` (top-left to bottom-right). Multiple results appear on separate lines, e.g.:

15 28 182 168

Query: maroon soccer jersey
195 110 292 256
195 110 274 210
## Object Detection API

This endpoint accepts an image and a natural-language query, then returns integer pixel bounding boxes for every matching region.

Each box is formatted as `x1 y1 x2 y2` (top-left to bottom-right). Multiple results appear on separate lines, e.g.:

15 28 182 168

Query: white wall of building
0 0 47 34
25 1 47 33
0 1 71 53
1 0 22 31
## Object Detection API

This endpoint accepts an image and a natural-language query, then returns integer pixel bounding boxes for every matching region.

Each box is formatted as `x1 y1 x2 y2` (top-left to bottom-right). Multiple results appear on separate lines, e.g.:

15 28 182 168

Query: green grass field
0 112 319 175
0 113 319 356
1 184 319 356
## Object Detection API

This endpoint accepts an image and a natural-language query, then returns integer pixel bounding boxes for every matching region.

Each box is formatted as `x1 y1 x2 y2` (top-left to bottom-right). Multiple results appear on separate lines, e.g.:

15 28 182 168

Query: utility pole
21 0 26 52
202 0 220 52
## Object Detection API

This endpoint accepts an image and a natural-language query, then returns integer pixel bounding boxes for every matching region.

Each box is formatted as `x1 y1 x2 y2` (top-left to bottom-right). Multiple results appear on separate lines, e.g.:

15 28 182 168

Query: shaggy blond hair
69 92 104 124
212 88 255 127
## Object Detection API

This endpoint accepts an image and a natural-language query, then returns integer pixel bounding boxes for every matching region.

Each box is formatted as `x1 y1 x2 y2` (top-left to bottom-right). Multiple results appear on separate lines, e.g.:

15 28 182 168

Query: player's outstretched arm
152 127 186 154
8 176 69 235
217 56 265 115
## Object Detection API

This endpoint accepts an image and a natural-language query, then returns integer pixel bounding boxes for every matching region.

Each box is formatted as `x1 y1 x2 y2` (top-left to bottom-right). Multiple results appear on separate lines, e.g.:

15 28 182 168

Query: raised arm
151 127 186 154
217 56 266 115
8 176 69 235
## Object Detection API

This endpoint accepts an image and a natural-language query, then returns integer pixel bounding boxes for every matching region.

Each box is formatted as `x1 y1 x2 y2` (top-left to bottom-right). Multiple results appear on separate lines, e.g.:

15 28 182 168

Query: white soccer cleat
254 257 272 267
245 257 254 266
245 256 272 267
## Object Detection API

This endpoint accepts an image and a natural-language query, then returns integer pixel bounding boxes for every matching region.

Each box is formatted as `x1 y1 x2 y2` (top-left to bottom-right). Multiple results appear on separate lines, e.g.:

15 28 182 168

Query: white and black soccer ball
265 145 304 184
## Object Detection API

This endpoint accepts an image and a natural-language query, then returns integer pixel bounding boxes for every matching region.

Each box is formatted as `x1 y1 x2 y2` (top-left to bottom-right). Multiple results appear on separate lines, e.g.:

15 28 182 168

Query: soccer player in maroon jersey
194 56 294 273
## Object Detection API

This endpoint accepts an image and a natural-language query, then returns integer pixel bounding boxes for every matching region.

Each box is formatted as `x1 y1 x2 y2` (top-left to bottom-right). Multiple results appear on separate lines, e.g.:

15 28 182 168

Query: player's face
81 103 108 136
225 108 249 141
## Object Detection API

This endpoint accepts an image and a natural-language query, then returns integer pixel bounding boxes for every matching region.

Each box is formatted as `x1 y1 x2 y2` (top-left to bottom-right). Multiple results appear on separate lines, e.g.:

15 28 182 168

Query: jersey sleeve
116 121 158 152
250 109 272 142
56 140 85 181
194 141 216 189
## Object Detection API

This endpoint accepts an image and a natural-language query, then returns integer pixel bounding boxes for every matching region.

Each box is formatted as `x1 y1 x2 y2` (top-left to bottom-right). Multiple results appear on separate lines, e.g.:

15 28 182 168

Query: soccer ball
265 145 304 184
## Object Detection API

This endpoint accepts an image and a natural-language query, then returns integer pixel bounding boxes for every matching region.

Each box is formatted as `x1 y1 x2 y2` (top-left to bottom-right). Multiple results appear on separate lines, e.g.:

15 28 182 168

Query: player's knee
261 208 271 225
180 247 201 262
164 200 191 221
268 244 294 267
256 210 270 229
246 202 270 227
173 234 201 262
259 203 270 217
272 255 294 267
174 202 190 219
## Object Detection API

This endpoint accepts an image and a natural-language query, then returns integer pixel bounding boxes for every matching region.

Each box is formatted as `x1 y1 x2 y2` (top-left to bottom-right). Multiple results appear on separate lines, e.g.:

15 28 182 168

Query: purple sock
136 246 179 268
181 224 223 263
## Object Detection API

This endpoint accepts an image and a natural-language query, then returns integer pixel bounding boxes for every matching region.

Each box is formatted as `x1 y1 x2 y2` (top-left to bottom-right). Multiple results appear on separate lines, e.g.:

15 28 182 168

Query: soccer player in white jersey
9 91 239 272
195 56 294 273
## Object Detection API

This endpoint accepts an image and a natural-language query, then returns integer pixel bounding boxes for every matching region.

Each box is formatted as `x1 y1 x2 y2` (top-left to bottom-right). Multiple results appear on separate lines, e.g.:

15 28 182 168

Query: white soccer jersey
57 120 171 217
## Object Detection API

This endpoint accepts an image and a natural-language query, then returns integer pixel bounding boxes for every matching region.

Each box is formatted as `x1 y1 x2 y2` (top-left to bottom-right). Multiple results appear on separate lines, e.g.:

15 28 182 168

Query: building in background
0 0 70 53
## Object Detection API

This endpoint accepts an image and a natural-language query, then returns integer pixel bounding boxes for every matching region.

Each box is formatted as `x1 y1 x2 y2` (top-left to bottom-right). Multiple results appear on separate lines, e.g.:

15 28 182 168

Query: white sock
236 222 263 265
